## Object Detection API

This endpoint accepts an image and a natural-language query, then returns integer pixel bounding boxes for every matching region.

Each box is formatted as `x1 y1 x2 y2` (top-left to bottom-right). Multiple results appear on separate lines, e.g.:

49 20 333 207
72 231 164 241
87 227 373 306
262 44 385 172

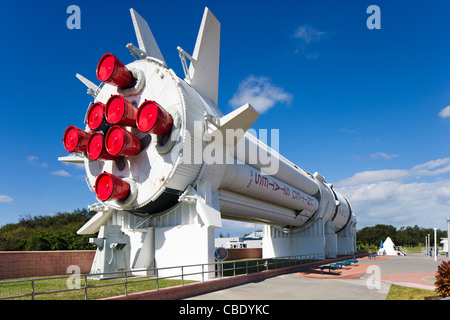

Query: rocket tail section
187 7 221 106
130 8 166 65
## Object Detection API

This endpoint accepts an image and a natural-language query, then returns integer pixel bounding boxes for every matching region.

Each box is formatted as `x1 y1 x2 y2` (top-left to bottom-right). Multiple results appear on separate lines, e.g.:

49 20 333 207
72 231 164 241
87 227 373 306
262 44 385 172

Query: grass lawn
386 285 442 300
0 275 196 300
405 246 424 254
2 274 446 300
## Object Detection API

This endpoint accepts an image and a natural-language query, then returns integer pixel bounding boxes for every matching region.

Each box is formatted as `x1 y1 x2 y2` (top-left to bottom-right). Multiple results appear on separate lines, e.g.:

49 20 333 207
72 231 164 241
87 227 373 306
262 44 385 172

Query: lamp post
447 217 450 262
434 228 437 262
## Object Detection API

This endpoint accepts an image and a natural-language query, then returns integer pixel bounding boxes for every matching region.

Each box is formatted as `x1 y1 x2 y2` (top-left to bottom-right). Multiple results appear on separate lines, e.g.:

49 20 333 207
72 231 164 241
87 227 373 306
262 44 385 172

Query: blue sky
0 0 449 236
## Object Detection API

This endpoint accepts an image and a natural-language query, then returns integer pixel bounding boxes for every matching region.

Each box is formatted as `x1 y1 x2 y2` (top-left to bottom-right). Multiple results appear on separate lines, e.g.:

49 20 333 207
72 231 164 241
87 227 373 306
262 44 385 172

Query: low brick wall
226 248 262 260
0 249 261 280
0 251 96 280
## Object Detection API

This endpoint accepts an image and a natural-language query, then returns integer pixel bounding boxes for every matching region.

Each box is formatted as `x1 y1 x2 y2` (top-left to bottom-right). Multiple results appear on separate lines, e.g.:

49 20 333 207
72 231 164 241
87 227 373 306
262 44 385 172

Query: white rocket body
60 7 356 279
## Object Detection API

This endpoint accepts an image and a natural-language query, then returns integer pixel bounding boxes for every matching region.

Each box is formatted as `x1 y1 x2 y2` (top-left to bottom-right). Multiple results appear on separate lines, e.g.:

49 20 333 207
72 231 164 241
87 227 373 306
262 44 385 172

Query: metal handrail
0 250 363 300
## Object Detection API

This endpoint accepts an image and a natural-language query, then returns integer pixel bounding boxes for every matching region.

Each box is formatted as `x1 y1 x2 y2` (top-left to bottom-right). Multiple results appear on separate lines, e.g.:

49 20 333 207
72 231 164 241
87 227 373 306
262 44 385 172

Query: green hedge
0 209 96 251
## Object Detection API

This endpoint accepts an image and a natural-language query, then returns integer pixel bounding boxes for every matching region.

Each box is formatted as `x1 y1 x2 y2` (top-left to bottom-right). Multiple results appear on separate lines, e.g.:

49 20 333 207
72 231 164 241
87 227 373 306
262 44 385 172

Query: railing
0 250 363 300
395 246 409 256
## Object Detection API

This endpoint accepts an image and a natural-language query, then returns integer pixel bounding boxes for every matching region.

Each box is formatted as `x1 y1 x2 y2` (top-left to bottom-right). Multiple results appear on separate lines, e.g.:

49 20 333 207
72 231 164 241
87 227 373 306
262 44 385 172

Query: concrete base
88 203 219 281
154 224 216 280
263 218 356 259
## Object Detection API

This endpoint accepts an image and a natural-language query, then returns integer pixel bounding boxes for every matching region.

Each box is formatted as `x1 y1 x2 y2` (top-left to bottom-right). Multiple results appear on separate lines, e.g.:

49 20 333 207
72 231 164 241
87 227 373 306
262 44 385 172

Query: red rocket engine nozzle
105 126 142 157
96 53 136 88
136 100 173 135
95 172 130 202
87 132 119 161
105 95 138 127
86 102 106 130
63 126 90 153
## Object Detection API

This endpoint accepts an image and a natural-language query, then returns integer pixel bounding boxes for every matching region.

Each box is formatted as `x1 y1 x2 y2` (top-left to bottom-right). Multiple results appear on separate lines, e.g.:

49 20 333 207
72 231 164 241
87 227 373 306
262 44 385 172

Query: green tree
0 209 96 251
357 224 397 247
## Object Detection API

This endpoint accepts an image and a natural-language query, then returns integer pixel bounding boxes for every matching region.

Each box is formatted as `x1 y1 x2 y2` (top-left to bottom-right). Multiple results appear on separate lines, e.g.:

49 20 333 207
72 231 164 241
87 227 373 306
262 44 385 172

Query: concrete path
187 254 446 300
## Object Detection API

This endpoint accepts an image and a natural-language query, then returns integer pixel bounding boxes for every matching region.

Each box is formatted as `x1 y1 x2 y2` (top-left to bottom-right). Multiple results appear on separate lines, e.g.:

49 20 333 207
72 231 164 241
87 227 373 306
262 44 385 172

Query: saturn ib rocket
59 7 356 279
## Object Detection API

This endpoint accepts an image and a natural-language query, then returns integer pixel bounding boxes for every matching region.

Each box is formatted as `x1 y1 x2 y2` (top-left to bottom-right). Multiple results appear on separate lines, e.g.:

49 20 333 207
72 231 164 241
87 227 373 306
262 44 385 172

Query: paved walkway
187 254 447 300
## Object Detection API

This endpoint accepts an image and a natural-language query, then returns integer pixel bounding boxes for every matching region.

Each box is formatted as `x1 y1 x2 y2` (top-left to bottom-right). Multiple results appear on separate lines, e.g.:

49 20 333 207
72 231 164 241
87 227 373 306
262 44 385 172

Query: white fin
205 103 260 148
58 153 85 164
130 8 166 64
76 73 99 97
188 7 221 106
77 209 114 235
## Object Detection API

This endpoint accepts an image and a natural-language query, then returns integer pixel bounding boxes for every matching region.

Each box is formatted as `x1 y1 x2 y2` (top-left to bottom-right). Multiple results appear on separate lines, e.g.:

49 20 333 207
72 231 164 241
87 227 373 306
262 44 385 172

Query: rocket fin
195 194 222 228
77 209 114 235
76 73 99 97
130 8 166 64
207 103 260 148
188 7 221 106
58 154 84 164
181 185 222 228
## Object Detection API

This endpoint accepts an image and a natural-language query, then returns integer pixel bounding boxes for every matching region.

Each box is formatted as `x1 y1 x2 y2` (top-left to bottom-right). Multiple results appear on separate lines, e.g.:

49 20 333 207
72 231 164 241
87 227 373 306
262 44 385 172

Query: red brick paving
380 272 436 290
358 257 390 261
295 264 371 279
295 258 437 291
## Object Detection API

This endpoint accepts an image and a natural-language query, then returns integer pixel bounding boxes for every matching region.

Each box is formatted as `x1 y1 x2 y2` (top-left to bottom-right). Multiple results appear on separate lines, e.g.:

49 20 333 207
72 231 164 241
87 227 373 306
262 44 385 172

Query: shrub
435 260 450 297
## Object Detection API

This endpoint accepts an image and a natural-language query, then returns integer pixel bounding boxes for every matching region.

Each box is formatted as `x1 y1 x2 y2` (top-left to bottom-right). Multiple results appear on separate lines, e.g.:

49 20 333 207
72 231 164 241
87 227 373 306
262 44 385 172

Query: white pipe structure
434 228 438 261
447 217 450 261
59 7 357 279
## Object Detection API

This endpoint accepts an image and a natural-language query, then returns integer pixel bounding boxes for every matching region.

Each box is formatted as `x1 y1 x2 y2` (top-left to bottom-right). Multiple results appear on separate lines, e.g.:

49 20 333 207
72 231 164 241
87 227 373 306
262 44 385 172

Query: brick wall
0 251 96 280
0 249 261 280
227 248 262 260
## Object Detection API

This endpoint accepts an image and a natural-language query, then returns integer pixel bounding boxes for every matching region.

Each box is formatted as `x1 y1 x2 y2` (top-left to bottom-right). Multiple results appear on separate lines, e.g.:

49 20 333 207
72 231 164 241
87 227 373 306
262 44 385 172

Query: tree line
357 224 447 248
1 210 447 251
0 209 96 251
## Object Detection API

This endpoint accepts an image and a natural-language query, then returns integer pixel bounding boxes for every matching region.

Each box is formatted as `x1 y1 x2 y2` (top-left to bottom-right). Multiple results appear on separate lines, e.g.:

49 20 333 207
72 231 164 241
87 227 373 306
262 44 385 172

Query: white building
441 238 448 253
377 237 399 256
215 231 263 249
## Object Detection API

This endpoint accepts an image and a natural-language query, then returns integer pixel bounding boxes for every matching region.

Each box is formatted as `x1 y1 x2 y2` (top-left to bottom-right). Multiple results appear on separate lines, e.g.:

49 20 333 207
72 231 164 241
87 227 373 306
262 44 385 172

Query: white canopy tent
377 237 399 256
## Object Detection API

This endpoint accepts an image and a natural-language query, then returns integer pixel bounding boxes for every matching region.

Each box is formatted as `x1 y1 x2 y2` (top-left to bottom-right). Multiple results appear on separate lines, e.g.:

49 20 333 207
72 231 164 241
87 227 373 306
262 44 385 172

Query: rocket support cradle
60 8 356 279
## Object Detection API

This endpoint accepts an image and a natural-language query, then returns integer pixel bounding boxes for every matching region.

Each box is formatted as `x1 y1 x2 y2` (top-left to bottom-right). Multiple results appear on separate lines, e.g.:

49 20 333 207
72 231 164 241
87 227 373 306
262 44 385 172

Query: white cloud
218 220 262 237
292 25 328 59
370 152 399 160
229 75 293 114
337 157 450 187
334 158 450 228
337 180 450 228
293 25 326 44
27 155 38 163
63 162 85 170
439 106 450 119
0 195 13 203
51 170 71 177
412 158 450 171
336 169 409 187
340 128 357 134
26 155 48 168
